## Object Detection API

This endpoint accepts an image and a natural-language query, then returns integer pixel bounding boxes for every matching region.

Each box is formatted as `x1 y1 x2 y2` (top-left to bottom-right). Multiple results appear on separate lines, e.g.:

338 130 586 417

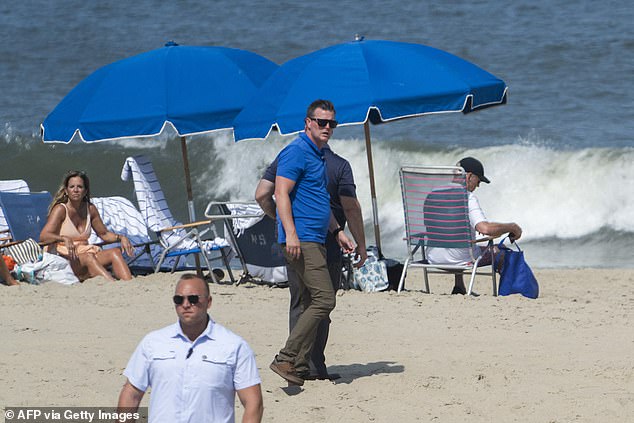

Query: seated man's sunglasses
173 294 203 305
308 116 338 128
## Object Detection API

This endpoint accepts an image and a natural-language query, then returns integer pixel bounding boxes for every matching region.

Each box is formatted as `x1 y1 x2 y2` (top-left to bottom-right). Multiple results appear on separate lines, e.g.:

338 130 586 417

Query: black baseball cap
458 157 490 184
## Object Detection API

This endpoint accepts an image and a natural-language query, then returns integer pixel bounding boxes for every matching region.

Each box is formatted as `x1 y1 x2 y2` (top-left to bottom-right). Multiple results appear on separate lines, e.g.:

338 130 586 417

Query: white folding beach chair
121 155 234 282
398 165 497 295
204 201 287 286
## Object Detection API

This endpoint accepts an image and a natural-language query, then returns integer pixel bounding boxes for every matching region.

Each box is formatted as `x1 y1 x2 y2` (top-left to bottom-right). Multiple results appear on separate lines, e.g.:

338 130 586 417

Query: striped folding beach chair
121 155 234 282
398 165 497 295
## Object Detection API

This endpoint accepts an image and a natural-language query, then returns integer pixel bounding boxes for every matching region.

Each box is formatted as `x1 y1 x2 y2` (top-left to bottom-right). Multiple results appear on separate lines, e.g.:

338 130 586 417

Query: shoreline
1 268 633 422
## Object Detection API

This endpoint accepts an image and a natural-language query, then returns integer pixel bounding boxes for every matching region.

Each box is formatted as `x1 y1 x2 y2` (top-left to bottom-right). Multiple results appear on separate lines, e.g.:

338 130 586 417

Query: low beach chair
0 179 31 239
0 191 80 285
398 165 497 295
204 201 287 286
121 155 233 282
0 191 52 246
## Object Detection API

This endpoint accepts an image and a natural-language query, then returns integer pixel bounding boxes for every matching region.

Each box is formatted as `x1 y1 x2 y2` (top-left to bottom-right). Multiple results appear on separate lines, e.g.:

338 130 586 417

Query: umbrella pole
364 122 382 254
180 136 203 277
180 137 197 222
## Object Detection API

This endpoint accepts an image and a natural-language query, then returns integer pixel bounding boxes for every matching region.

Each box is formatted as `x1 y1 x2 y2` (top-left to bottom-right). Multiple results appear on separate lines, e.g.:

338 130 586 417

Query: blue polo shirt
263 144 357 228
275 132 331 244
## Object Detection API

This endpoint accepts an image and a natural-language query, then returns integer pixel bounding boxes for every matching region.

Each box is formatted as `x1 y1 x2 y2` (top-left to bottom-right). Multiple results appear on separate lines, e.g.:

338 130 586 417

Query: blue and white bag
351 247 389 292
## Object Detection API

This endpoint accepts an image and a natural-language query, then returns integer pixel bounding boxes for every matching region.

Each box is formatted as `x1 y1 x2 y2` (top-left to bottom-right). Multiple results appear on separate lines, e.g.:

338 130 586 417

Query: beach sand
1 268 633 422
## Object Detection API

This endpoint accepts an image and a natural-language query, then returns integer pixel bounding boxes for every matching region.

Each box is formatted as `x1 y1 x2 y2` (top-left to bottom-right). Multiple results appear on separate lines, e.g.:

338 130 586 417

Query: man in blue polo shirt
256 142 367 381
268 99 354 386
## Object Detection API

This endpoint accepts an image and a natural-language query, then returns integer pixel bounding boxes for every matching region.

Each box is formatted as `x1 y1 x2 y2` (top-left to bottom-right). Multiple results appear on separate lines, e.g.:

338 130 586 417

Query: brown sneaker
270 358 304 386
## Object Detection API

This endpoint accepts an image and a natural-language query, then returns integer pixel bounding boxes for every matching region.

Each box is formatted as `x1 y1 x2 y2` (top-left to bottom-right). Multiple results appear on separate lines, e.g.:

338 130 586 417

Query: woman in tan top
40 171 134 281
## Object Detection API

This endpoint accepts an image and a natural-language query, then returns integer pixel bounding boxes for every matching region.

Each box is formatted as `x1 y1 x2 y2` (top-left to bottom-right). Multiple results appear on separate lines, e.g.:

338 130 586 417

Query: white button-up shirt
124 316 261 423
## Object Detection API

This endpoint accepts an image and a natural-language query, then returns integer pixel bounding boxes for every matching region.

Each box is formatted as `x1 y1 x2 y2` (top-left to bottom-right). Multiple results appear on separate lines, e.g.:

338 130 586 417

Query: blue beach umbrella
42 41 277 221
233 37 507 252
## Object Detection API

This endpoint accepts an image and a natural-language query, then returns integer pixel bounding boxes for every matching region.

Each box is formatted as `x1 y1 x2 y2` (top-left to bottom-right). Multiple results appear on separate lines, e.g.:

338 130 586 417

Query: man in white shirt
117 274 263 423
426 157 523 295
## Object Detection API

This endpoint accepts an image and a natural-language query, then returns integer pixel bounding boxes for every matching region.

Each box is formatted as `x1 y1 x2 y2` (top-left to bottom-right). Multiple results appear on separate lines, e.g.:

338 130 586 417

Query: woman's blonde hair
49 170 91 215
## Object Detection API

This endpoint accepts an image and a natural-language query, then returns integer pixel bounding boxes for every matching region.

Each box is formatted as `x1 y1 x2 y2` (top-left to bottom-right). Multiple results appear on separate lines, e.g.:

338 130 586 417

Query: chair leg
155 250 168 273
220 247 236 283
423 268 430 294
397 257 410 293
466 266 478 296
171 256 181 274
491 266 498 296
200 251 215 282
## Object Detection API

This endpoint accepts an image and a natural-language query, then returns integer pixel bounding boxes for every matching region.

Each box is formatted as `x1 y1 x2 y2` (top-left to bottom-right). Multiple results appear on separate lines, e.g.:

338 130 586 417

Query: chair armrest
94 239 160 248
159 219 213 233
1 239 55 249
204 201 263 220
472 236 496 244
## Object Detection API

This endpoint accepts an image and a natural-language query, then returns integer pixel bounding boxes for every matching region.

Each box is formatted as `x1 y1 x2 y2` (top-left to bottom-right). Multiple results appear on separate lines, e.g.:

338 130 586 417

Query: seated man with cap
426 157 523 295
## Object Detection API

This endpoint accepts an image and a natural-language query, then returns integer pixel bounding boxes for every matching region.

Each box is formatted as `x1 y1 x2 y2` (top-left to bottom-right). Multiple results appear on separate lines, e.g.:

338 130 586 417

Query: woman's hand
63 236 78 261
119 235 135 257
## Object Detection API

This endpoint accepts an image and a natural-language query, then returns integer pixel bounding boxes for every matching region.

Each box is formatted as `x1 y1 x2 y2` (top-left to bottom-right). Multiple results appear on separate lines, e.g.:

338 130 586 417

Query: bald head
175 273 210 297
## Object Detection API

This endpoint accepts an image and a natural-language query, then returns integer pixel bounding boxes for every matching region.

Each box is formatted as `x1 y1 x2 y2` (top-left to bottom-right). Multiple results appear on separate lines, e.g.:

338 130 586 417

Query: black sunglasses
173 295 202 305
308 116 338 128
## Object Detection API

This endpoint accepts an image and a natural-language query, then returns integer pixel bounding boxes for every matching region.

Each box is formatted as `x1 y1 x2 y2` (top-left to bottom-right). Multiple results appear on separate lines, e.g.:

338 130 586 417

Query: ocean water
1 0 632 268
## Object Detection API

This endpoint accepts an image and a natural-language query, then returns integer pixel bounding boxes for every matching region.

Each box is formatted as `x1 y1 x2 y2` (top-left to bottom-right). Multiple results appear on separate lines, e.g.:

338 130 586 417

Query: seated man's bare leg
452 274 467 295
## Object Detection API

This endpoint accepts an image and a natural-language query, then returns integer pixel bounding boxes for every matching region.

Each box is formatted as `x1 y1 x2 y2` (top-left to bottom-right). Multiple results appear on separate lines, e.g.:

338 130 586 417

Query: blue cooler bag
494 238 539 299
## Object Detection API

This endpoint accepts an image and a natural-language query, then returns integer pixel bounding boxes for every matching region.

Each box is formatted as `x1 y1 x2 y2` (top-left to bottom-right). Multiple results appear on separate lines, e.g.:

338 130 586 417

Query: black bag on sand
385 259 404 291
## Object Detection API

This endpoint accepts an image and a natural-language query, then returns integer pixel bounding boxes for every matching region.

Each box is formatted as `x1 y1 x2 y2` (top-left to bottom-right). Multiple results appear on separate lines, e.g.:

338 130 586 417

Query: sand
1 268 633 422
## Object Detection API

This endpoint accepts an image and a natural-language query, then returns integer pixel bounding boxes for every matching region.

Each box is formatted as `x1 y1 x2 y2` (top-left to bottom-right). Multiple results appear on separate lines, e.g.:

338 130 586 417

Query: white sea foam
196 132 634 260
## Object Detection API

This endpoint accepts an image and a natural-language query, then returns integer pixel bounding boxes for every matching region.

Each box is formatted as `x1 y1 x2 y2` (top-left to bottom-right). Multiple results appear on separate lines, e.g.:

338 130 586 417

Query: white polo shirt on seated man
117 274 263 423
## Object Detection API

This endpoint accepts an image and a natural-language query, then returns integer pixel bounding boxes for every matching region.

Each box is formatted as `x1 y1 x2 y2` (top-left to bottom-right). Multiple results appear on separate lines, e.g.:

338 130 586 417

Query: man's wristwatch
333 227 344 236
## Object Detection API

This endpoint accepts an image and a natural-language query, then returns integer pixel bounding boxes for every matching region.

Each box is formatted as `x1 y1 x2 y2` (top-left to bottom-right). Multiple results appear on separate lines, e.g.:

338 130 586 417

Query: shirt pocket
149 349 178 380
198 351 234 388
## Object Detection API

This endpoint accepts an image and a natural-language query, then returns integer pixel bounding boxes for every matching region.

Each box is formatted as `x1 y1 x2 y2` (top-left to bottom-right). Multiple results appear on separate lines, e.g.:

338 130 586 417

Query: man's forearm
476 221 522 240
255 180 276 219
117 381 144 416
341 197 366 250
259 197 277 220
275 192 296 239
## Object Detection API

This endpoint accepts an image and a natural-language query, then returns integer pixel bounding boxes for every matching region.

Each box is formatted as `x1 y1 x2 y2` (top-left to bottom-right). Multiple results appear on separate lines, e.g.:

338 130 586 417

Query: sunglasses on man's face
173 294 203 305
308 116 338 128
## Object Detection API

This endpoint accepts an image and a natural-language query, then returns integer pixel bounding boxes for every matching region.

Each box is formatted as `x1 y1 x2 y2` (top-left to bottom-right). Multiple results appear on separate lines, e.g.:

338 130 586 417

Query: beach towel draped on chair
89 196 163 271
398 165 497 295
